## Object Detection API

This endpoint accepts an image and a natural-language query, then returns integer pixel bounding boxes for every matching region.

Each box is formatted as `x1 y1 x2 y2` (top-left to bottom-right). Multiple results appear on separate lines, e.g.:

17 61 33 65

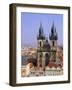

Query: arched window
45 53 50 66
53 41 54 46
40 41 41 47
39 53 42 67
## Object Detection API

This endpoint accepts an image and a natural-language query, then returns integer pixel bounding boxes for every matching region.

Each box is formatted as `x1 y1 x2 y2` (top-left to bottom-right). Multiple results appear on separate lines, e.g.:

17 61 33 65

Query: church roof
37 23 45 40
49 22 58 40
48 62 59 68
43 40 51 51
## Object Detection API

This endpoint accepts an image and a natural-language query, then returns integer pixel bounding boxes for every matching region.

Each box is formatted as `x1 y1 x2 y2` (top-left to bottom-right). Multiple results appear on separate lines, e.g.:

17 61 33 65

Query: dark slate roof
37 23 45 40
43 45 50 52
49 34 58 40
43 40 50 50
49 22 58 40
37 35 45 40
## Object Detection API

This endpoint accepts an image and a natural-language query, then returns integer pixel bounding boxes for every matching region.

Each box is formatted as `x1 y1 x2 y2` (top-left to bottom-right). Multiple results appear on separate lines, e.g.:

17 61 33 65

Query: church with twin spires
21 22 63 77
37 22 58 70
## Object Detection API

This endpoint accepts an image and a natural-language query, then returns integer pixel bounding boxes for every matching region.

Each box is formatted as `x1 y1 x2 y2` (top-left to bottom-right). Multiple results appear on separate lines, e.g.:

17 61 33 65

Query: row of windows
39 41 55 47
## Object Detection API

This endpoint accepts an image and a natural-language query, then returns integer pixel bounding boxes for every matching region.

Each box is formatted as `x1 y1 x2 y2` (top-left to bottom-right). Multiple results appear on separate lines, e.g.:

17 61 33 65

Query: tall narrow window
39 54 42 67
53 41 54 46
45 53 50 66
40 41 41 47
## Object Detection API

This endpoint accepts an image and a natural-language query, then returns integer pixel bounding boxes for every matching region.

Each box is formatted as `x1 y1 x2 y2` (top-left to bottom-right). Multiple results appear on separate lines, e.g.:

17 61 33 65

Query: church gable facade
37 22 58 70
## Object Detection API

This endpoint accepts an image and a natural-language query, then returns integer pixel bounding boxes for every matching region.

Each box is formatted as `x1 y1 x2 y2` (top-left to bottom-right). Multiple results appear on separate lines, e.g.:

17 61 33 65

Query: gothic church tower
37 23 50 70
49 22 58 62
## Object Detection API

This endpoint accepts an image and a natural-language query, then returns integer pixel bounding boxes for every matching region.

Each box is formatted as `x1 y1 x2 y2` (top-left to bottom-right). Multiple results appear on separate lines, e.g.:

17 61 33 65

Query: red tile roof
48 63 59 68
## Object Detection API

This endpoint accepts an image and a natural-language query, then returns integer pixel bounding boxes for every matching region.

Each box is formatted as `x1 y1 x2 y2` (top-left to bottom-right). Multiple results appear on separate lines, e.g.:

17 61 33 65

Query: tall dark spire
51 22 54 34
49 22 58 40
39 23 43 36
37 23 45 40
